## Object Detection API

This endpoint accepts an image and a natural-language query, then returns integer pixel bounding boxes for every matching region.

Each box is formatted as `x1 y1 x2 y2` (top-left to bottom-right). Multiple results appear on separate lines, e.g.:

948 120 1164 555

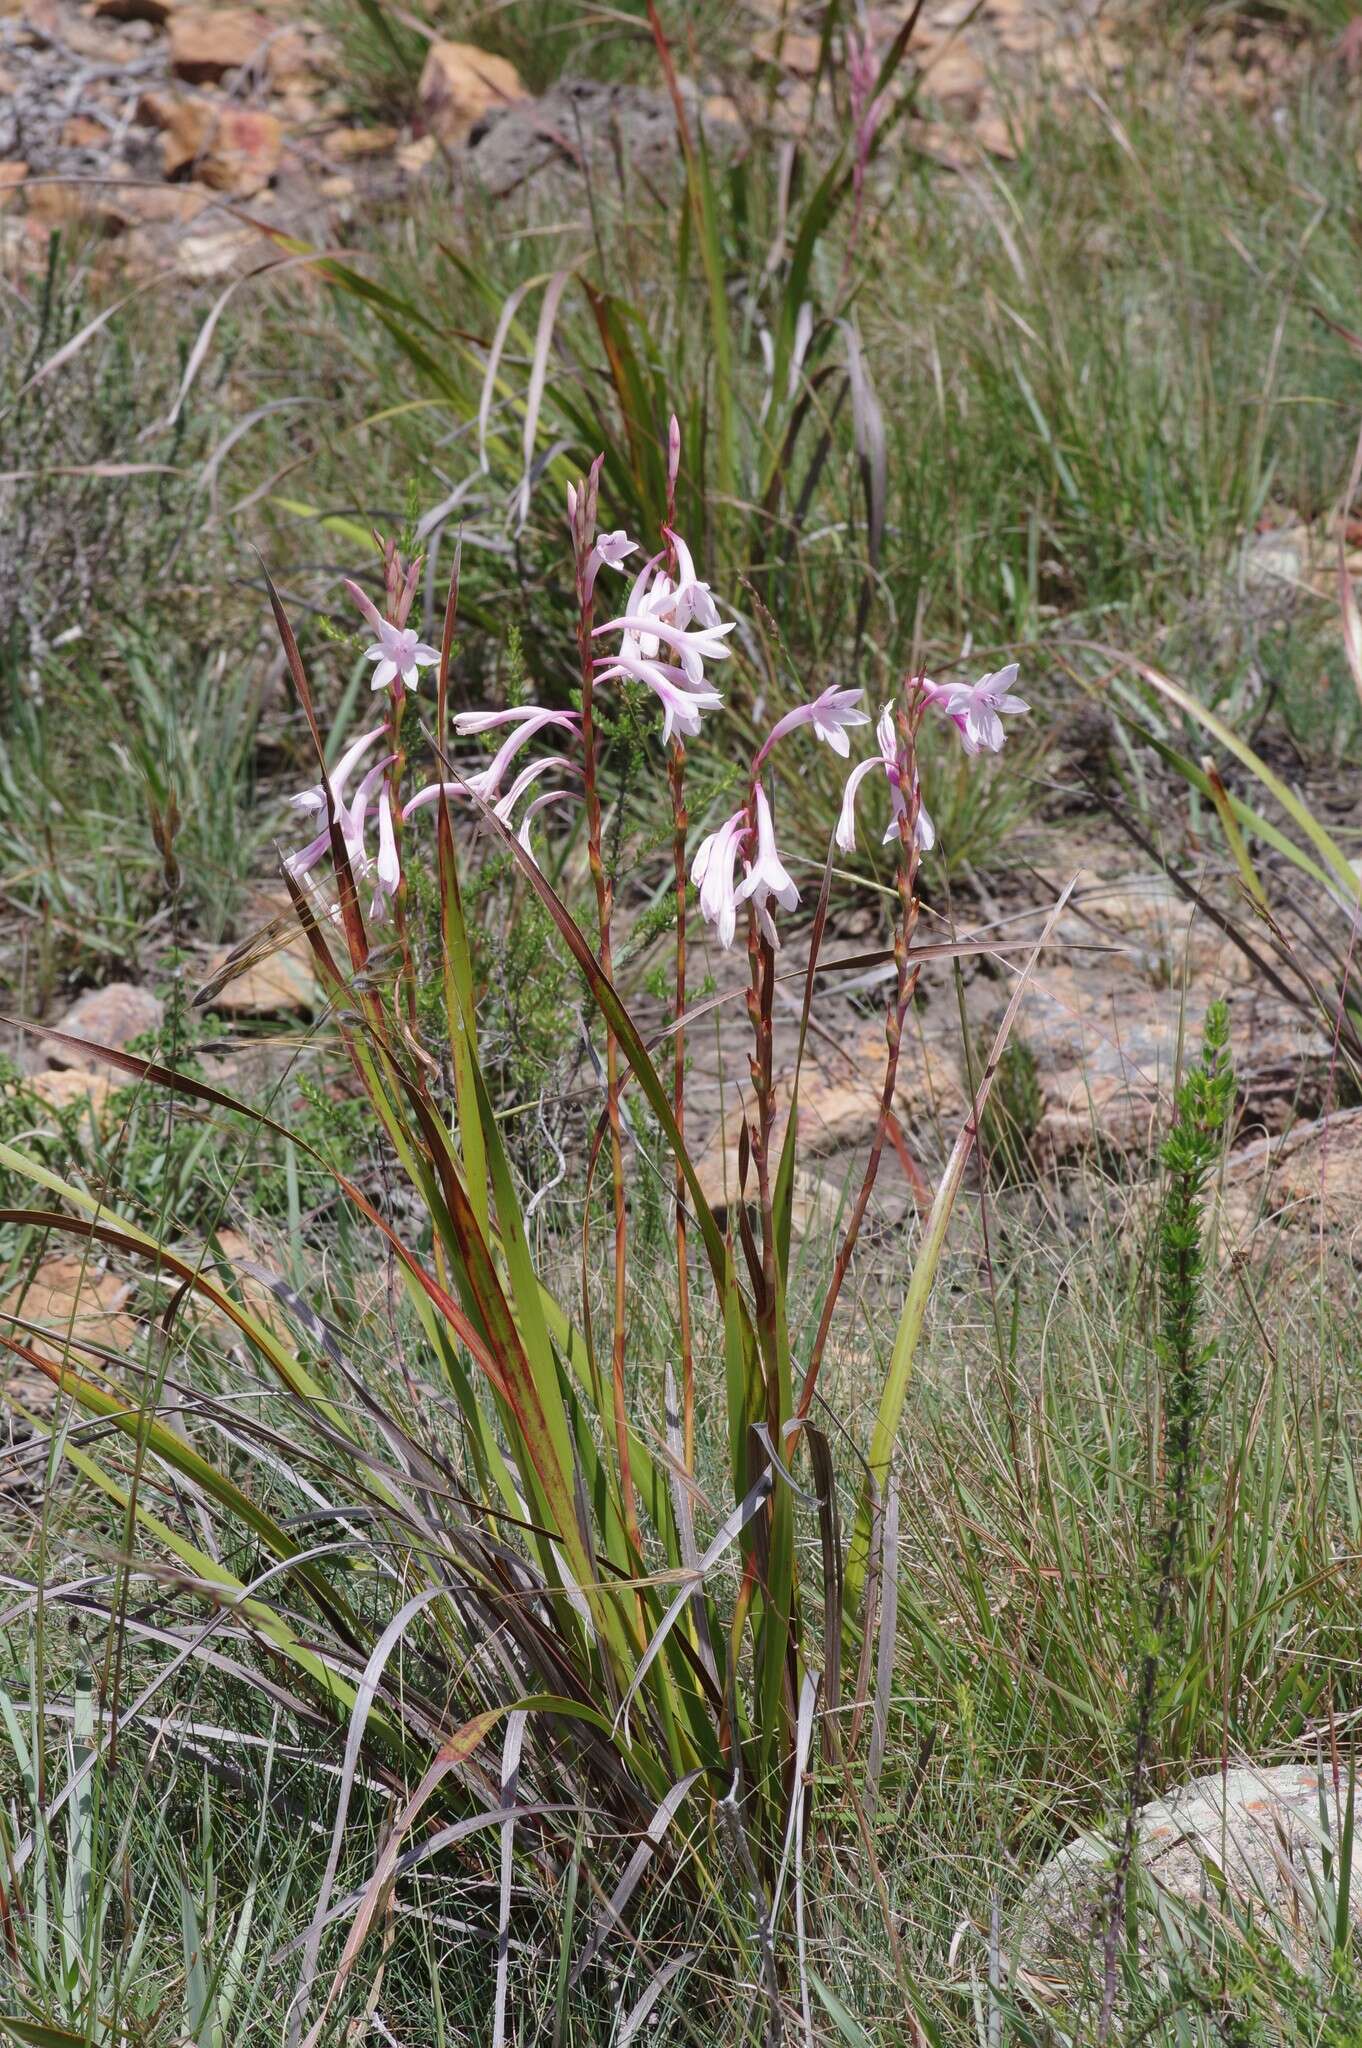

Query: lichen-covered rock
1013 1762 1358 1994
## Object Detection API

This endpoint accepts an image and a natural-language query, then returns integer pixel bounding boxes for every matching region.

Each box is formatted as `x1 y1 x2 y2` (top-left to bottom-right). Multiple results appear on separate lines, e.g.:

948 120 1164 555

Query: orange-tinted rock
27 1069 112 1122
196 107 283 193
46 983 163 1073
168 5 267 83
326 124 400 160
417 40 527 146
150 97 281 192
61 116 108 150
1 1257 136 1370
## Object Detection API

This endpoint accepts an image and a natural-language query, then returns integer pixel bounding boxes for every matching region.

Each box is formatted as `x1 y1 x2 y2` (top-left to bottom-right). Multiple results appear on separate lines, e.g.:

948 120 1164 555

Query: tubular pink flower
594 608 734 685
835 706 935 855
595 645 723 742
401 782 465 820
346 755 396 860
344 579 440 693
371 784 400 919
664 529 721 629
914 677 977 753
516 789 579 859
760 684 870 762
491 753 577 826
466 710 580 799
928 663 1027 753
288 723 387 817
734 784 799 948
452 706 582 737
690 809 747 952
286 751 396 881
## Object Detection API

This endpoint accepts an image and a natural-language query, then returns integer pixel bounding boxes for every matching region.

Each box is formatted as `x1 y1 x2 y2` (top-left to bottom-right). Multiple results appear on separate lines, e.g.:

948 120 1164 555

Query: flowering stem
743 847 779 1389
576 550 640 1557
797 692 925 1423
668 737 695 1472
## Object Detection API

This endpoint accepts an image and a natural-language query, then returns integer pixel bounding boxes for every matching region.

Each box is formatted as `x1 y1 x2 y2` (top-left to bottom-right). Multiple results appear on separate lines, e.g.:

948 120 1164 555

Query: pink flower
595 603 734 686
464 709 580 801
594 644 723 743
286 751 396 883
583 528 638 603
665 530 721 630
513 788 579 860
690 809 748 951
760 684 870 763
490 753 576 828
371 784 401 920
451 706 574 736
928 664 1027 754
836 706 935 855
345 580 440 693
288 723 387 819
734 784 799 947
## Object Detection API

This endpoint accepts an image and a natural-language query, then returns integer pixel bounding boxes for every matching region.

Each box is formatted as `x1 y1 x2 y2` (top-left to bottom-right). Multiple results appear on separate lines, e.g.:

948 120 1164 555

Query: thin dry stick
798 685 925 1420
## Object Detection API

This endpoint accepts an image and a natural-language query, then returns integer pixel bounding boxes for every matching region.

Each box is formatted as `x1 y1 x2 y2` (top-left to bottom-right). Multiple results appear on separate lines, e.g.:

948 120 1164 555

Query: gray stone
462 77 740 202
1014 1762 1358 1993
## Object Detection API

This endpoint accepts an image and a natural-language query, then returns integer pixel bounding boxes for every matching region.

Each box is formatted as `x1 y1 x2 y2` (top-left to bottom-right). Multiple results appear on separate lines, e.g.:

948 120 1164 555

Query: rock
27 1069 112 1123
196 107 283 194
463 77 734 202
326 124 400 160
60 116 107 150
143 94 281 192
1219 1107 1362 1260
1013 1763 1359 1991
395 134 437 175
135 87 179 128
168 5 267 84
1059 873 1249 989
166 222 259 278
200 925 317 1015
1241 519 1311 593
0 161 28 208
1 1257 136 1370
46 983 163 1075
264 24 315 90
153 94 214 174
417 39 528 148
919 40 988 100
192 1229 293 1339
692 1024 961 1226
753 26 823 73
115 182 213 225
22 179 133 235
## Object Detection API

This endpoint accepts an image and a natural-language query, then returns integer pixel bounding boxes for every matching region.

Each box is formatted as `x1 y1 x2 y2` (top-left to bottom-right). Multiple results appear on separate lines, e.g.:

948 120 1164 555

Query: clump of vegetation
3 8 1362 2042
1102 999 1237 2035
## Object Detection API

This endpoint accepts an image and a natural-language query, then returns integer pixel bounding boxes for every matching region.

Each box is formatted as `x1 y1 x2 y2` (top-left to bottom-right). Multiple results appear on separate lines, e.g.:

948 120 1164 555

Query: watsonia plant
0 437 1038 2038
